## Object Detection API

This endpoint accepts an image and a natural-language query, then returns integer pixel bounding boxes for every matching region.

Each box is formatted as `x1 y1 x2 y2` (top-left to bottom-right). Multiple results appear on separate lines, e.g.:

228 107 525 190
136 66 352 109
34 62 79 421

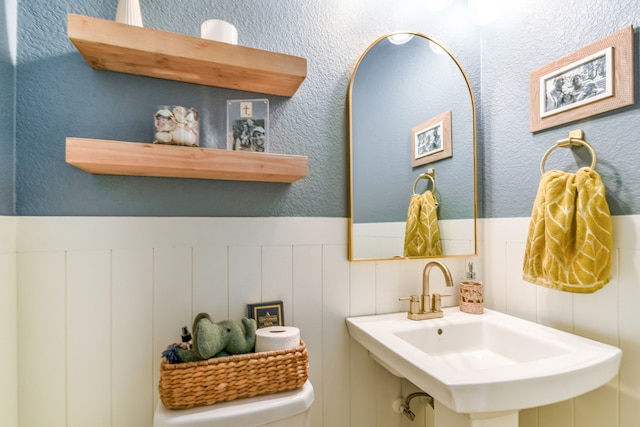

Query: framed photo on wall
411 110 452 167
530 26 634 132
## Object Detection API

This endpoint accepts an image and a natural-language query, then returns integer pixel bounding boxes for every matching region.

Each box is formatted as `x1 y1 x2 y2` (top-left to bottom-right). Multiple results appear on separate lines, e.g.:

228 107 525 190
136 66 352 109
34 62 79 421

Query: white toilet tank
154 380 314 427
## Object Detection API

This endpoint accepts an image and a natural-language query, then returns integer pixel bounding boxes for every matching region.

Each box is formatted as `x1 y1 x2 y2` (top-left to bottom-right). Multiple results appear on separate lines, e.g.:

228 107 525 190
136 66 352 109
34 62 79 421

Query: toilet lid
154 380 314 427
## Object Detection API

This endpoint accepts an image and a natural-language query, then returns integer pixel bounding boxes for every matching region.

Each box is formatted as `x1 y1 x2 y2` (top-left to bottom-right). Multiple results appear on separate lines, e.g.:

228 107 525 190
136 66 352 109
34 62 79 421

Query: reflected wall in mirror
348 32 477 261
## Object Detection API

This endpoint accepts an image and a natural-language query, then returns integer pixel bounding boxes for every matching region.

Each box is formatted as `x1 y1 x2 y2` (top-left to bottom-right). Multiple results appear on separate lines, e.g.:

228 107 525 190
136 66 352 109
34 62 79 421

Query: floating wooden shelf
66 138 308 183
67 14 307 97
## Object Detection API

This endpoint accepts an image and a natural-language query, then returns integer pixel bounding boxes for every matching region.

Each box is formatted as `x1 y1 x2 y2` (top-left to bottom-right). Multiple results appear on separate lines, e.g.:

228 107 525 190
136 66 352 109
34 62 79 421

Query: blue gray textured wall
10 0 640 218
0 0 15 215
479 1 640 218
14 0 479 217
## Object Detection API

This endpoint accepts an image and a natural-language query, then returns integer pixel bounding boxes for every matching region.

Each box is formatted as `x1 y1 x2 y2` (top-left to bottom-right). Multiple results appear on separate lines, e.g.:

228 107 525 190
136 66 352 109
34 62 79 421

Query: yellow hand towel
522 167 612 293
404 191 442 257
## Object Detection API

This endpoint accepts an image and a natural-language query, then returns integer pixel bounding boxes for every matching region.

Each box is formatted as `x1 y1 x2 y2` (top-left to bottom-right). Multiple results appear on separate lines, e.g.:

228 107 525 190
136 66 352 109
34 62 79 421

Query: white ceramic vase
115 0 143 27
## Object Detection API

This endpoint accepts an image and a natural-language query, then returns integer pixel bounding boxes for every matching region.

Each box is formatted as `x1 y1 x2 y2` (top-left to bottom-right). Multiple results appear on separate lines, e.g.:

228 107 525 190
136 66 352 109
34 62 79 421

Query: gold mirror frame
348 32 478 261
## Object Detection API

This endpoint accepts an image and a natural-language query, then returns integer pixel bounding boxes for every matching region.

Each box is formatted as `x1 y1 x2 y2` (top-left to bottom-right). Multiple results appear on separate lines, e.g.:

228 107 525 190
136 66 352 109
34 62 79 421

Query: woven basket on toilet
158 340 308 409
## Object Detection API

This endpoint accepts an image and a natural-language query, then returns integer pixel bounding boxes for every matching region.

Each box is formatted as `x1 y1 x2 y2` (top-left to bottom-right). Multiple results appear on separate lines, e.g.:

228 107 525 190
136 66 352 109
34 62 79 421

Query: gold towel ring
539 130 597 174
413 168 436 195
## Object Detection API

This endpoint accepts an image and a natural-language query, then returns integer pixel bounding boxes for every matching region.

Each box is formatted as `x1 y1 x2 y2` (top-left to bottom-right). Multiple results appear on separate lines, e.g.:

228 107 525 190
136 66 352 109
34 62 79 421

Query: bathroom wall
0 0 15 215
478 1 640 218
5 0 640 427
15 216 464 427
12 215 640 427
479 216 640 427
0 217 17 427
15 0 479 217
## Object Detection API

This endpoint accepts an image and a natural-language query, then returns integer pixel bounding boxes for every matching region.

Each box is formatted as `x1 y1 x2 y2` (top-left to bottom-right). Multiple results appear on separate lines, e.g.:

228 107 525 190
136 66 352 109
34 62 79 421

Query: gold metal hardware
413 168 436 195
402 260 454 320
539 129 597 174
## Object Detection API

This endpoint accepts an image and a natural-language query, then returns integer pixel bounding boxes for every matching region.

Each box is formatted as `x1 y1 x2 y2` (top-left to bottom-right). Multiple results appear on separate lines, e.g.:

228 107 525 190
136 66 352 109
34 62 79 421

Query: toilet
153 380 314 427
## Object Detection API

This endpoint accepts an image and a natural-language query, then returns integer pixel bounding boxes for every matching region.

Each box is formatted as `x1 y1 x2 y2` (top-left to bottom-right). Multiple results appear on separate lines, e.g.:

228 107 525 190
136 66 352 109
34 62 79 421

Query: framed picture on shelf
227 99 269 152
411 110 452 167
247 300 284 329
530 26 634 132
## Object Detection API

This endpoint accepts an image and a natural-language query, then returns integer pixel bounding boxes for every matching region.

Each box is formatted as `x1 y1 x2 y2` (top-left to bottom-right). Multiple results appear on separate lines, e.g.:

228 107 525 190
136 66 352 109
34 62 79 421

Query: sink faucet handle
432 293 451 312
399 295 420 315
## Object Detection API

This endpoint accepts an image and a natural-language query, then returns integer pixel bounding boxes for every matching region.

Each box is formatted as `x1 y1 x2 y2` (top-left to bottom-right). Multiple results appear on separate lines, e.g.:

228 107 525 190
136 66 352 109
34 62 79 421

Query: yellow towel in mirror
522 168 612 293
404 191 442 257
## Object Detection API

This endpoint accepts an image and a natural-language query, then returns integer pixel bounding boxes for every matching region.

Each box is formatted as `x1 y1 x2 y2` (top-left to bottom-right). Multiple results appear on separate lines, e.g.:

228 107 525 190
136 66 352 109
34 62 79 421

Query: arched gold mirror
348 32 477 261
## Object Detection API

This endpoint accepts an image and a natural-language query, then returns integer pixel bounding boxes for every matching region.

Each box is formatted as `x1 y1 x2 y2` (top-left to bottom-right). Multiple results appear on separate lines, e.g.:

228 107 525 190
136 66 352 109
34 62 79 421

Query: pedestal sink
346 308 622 427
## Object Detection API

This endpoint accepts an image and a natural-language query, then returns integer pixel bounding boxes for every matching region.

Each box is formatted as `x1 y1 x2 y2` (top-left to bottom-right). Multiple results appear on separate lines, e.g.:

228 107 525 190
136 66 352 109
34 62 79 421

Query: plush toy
163 313 257 363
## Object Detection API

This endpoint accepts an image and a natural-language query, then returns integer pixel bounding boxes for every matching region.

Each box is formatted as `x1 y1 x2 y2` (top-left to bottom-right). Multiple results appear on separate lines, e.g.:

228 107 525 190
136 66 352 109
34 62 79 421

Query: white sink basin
346 308 622 415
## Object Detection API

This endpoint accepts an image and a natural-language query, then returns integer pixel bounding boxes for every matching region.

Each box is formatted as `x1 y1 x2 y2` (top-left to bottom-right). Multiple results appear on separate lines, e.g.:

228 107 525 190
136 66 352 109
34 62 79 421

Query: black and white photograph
415 124 443 158
540 47 612 118
227 99 269 152
411 110 452 167
530 26 633 132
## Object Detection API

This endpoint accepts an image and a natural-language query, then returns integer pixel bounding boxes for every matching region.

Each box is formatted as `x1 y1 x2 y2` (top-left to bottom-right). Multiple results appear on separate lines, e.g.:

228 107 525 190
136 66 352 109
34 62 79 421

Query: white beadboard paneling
349 339 377 427
262 245 294 323
518 407 538 427
575 380 619 427
228 245 262 321
538 399 573 427
112 249 154 427
322 244 351 427
17 217 347 252
479 230 509 311
0 248 17 427
18 251 67 427
375 363 402 427
535 285 574 333
505 241 537 321
0 216 16 252
193 246 229 318
11 215 640 427
292 245 324 427
398 259 427 305
349 261 376 316
152 247 193 403
66 250 112 427
618 248 640 426
573 249 619 346
375 261 402 314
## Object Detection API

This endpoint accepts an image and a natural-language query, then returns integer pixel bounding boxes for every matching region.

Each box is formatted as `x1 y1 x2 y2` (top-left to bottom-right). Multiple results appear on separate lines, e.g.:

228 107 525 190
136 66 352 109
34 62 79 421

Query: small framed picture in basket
227 99 269 152
247 300 284 328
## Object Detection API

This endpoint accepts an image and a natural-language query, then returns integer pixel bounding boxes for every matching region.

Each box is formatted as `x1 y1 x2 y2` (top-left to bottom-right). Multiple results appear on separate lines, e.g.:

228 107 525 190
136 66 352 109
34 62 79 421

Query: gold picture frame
247 300 284 328
411 110 452 167
530 26 634 133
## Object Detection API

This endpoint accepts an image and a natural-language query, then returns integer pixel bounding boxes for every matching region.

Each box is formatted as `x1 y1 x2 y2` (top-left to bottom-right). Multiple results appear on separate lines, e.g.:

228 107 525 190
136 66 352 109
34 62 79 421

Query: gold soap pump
459 262 484 314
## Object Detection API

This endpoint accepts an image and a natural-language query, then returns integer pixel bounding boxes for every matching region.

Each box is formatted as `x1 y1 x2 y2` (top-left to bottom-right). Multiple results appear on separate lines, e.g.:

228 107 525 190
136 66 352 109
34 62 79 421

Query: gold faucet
399 260 454 320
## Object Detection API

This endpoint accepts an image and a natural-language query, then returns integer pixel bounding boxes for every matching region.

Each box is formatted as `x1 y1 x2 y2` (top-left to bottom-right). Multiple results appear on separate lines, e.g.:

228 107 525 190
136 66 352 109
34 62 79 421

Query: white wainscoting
0 216 17 427
15 217 464 427
477 216 640 427
7 216 640 427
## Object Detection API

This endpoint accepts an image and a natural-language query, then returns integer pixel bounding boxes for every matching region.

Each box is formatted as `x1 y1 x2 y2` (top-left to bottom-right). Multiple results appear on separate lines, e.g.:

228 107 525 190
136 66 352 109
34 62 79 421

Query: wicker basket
459 282 484 314
158 340 308 410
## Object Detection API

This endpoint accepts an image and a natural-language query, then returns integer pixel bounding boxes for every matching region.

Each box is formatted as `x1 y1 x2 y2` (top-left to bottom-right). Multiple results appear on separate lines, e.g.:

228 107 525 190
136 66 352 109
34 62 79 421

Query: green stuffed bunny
173 313 257 363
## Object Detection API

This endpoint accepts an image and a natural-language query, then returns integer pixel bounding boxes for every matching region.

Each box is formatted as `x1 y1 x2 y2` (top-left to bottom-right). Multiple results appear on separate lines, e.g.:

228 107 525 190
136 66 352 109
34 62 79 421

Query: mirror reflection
348 32 477 260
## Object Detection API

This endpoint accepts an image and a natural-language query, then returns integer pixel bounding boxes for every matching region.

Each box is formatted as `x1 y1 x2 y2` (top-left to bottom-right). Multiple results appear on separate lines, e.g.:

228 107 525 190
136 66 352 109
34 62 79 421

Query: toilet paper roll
255 326 300 353
200 19 238 45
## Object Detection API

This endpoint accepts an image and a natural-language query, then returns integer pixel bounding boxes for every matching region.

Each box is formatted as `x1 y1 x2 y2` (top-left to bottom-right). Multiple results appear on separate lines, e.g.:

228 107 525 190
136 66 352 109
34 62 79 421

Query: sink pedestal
435 402 518 427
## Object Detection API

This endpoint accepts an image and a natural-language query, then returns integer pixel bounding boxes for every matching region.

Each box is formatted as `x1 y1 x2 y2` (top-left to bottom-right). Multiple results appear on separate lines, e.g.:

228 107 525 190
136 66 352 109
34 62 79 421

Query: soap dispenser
459 262 483 314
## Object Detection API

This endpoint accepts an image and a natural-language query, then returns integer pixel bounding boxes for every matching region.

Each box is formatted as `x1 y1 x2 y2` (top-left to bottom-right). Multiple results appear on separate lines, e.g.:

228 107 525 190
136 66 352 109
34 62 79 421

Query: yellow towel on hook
522 168 612 293
404 191 442 257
